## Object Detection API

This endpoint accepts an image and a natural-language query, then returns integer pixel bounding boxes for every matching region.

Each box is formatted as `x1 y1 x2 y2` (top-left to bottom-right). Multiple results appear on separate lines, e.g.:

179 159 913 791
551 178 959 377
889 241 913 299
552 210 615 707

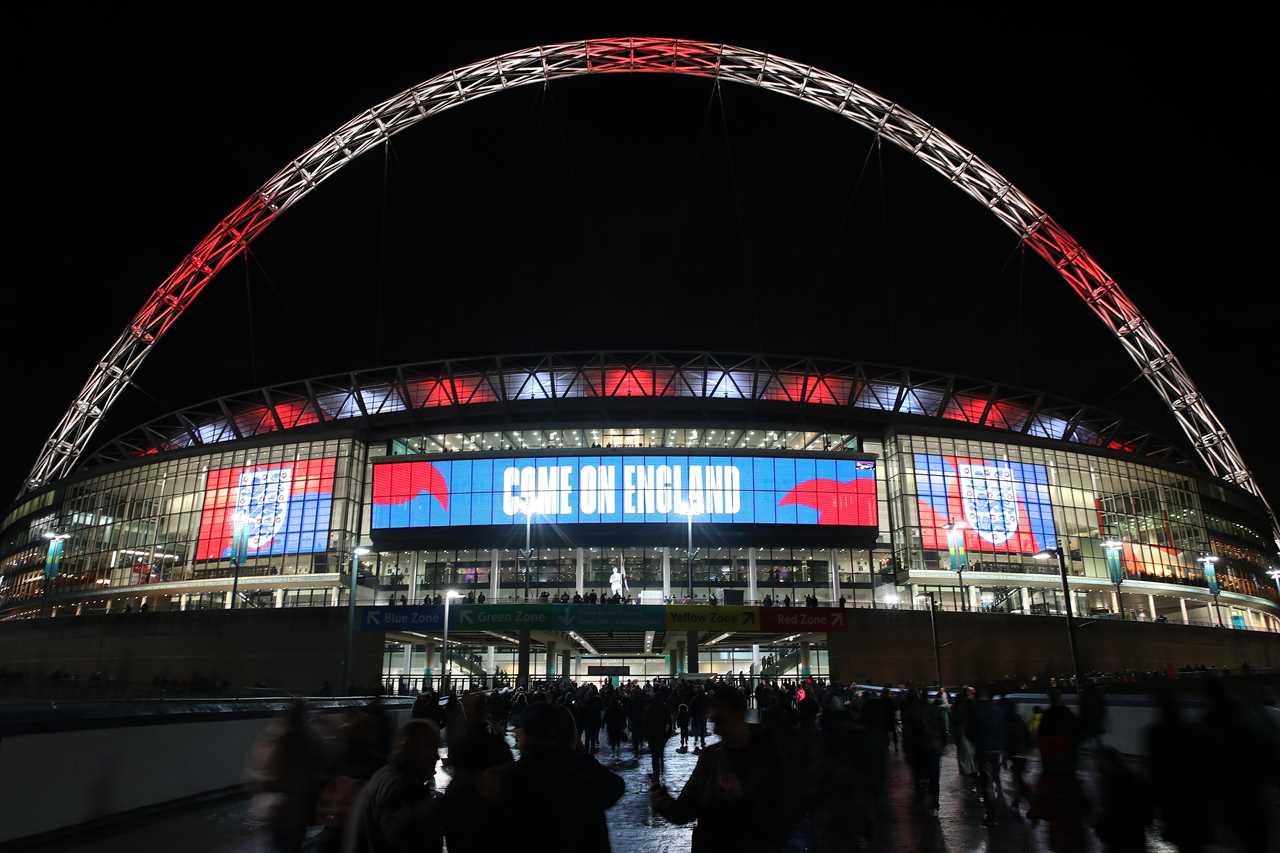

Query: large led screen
912 453 1057 554
372 455 877 529
195 458 336 560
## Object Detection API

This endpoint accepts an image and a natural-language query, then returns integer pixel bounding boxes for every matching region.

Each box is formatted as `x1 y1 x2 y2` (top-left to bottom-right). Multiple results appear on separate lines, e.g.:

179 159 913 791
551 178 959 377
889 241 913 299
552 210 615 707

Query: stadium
2 38 1278 689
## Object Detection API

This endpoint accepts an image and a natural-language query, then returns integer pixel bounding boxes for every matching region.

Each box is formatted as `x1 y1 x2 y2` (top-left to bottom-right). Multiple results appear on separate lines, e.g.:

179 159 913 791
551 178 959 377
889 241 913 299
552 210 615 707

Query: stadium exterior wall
3 363 1277 642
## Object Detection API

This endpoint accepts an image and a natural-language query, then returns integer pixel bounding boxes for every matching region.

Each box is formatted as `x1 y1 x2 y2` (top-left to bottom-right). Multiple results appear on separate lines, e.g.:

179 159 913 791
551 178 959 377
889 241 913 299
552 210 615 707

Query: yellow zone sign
665 605 759 631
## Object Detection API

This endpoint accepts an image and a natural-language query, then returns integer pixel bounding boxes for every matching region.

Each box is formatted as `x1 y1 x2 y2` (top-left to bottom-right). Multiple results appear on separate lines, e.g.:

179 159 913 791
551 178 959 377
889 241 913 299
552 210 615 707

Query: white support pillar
402 642 412 676
1148 594 1158 620
828 548 840 604
662 548 671 599
224 589 233 609
1179 597 1190 625
969 585 981 611
180 593 189 611
576 547 586 596
747 547 758 604
752 643 761 676
487 645 496 675
1021 587 1031 615
329 586 339 607
1111 590 1120 615
490 550 500 601
409 553 419 605
274 588 284 608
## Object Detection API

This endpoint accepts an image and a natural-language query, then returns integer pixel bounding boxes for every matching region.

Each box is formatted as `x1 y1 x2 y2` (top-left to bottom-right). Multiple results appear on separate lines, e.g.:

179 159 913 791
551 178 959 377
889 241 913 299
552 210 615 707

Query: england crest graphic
195 458 336 561
957 461 1020 546
235 467 293 551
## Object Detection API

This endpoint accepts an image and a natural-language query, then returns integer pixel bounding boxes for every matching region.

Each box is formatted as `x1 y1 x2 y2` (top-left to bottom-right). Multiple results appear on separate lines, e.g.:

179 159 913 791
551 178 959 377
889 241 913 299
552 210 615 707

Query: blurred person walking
342 719 444 853
652 685 788 853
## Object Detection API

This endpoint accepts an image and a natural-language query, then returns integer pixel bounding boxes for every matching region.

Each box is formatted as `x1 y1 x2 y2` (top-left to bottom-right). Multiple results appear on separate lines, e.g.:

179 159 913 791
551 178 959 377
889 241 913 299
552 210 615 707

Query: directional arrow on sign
460 609 474 625
831 612 846 628
741 611 755 627
368 612 381 626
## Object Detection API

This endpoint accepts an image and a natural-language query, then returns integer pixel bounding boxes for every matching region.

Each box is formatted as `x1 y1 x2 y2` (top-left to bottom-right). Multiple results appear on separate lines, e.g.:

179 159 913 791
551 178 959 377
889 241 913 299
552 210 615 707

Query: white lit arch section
25 37 1275 538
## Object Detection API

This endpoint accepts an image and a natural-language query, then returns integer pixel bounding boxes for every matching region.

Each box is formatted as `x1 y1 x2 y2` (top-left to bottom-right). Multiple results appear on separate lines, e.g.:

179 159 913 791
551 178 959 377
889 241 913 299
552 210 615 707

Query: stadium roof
83 351 1192 471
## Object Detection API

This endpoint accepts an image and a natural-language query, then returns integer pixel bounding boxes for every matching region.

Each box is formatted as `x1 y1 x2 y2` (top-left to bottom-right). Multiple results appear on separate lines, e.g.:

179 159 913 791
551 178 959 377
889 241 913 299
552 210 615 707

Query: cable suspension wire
713 79 760 340
244 251 258 387
16 37 1274 547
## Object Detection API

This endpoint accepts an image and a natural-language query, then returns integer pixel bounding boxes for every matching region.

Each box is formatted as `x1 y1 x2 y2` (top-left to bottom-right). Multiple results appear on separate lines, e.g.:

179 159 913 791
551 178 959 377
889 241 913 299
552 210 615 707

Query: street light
1198 554 1222 627
914 591 944 692
441 589 463 689
1102 540 1126 621
680 509 696 601
1267 567 1280 597
517 497 534 602
944 519 969 611
1034 545 1082 690
344 544 372 692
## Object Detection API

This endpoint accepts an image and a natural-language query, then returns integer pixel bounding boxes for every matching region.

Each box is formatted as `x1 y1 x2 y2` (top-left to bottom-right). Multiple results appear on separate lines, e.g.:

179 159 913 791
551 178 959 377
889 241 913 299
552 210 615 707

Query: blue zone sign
372 454 877 529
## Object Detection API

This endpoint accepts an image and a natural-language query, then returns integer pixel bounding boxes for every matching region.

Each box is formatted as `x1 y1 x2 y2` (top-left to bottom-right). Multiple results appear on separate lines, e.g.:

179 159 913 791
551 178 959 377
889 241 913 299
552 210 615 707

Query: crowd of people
245 674 1280 853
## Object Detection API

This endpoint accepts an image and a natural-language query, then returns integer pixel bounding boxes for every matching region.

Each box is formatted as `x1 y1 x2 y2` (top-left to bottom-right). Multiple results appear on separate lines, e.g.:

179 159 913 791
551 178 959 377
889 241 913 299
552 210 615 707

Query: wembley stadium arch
17 37 1275 551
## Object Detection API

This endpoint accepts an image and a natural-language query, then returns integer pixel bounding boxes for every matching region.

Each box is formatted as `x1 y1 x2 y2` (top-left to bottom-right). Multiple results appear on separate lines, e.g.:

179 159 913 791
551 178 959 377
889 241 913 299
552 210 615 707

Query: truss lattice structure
23 37 1275 541
82 351 1188 469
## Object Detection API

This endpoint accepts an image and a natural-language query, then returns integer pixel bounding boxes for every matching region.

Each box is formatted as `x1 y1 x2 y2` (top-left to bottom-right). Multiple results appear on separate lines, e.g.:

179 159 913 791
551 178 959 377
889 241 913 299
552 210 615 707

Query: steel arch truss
25 37 1275 539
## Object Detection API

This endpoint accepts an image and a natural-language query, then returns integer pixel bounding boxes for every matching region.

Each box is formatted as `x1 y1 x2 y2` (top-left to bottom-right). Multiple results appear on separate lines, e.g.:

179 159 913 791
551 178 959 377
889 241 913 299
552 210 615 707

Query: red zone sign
760 608 849 633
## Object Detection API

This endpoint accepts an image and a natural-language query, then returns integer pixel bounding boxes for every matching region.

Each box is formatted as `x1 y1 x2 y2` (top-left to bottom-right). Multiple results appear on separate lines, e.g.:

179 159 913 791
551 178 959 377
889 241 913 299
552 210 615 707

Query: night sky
3 5 1276 508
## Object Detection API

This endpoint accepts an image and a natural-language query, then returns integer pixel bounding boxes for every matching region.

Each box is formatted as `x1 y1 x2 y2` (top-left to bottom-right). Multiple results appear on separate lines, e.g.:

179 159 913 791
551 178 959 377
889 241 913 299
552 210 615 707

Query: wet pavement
35 730 1222 852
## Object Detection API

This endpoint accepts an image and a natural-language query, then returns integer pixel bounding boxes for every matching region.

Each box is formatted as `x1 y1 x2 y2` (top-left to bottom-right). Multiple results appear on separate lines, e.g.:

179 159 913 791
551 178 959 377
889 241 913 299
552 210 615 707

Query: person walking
485 703 625 853
1001 696 1033 819
969 686 1006 827
644 692 674 779
950 687 978 783
690 688 709 753
342 719 444 853
1029 688 1088 851
1145 688 1214 852
246 700 327 853
441 694 513 853
676 703 691 752
651 686 788 853
915 691 948 815
581 687 603 754
605 695 628 761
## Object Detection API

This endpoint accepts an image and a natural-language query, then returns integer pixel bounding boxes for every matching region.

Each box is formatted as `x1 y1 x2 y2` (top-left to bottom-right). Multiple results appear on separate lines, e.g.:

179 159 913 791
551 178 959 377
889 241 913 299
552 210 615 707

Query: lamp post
944 519 969 611
1198 554 1222 627
1035 545 1082 690
1103 539 1126 621
517 498 534 602
681 509 695 601
344 544 371 692
915 591 944 692
441 589 462 688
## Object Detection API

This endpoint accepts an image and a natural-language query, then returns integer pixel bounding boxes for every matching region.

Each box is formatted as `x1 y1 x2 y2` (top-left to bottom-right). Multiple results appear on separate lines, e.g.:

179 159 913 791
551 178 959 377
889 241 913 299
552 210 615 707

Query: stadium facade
5 40 1279 683
4 352 1277 673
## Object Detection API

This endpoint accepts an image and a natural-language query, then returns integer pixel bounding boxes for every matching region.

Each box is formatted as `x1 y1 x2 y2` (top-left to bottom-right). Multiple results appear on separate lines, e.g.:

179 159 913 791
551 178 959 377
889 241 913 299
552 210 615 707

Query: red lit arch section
23 37 1274 540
